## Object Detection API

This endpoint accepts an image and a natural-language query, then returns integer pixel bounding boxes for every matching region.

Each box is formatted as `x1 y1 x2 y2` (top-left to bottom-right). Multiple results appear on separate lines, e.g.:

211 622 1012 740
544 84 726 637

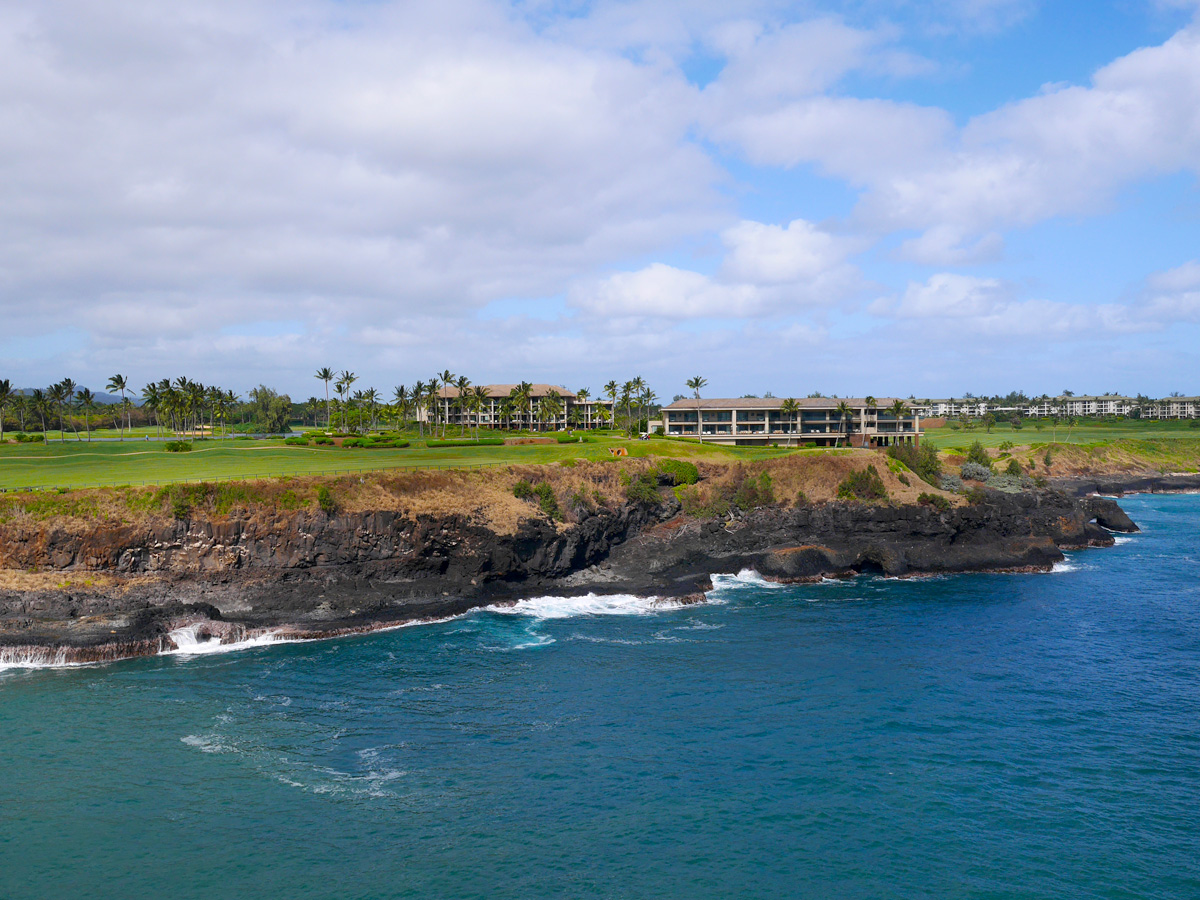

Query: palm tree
543 389 564 431
315 367 334 430
631 375 646 432
363 387 380 432
435 370 454 438
107 374 129 439
77 388 96 442
887 399 910 446
576 387 591 429
424 381 440 437
31 388 49 436
412 380 426 437
393 385 410 432
338 371 357 432
835 400 854 448
512 382 533 432
779 397 800 447
604 381 619 432
0 379 11 442
686 376 707 443
47 382 67 442
60 378 79 440
472 385 490 439
455 375 471 436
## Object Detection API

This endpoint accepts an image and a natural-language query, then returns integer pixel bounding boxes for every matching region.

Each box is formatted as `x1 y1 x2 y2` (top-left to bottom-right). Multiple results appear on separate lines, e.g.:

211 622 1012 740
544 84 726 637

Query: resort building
425 384 613 431
661 397 921 447
1151 397 1200 419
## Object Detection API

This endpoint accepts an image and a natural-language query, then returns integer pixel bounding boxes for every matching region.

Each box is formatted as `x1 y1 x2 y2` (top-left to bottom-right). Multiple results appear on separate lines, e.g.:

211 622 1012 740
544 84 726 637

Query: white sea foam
0 646 86 672
1052 560 1079 573
165 624 283 656
485 592 689 619
709 569 787 591
1113 534 1135 545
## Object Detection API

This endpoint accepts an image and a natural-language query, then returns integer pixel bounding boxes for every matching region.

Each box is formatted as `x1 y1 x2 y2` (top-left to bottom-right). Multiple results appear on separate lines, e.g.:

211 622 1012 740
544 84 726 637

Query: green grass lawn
922 418 1200 450
0 434 793 490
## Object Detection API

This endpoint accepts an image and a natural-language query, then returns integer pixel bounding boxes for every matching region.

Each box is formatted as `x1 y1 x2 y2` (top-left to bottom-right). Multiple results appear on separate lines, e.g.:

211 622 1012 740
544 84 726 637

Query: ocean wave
709 569 787 591
1052 560 1080 573
0 646 92 673
484 593 689 620
165 624 284 656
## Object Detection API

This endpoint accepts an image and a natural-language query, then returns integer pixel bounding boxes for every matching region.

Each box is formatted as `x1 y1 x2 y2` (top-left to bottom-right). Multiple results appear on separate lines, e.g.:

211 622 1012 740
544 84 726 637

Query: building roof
435 384 576 400
661 397 909 411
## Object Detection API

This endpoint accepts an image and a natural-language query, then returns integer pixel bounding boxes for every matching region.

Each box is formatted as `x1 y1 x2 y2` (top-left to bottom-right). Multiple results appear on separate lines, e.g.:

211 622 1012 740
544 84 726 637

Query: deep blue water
2 494 1199 900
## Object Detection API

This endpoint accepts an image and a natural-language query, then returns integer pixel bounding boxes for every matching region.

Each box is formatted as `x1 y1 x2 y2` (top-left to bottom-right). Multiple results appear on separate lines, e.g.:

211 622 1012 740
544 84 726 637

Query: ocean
2 493 1198 899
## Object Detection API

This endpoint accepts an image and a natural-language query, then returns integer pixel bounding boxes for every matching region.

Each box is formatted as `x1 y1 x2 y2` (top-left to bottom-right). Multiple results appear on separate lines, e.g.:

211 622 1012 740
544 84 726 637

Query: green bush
965 486 989 505
554 433 589 444
284 436 308 446
794 490 810 506
164 441 193 453
317 485 336 515
654 458 700 486
960 462 992 482
426 438 505 448
887 443 941 486
731 469 775 510
534 482 561 520
624 471 662 506
1005 458 1023 476
999 440 1015 451
342 437 364 448
512 479 534 500
14 433 45 443
918 492 951 512
312 437 334 446
837 465 888 502
1043 450 1054 470
966 441 992 469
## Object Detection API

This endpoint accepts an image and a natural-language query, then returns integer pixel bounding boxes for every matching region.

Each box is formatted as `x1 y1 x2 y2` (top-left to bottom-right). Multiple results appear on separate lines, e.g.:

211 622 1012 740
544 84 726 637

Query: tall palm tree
338 371 357 432
315 367 334 430
107 374 129 439
455 375 471 436
576 387 591 429
499 397 515 431
0 379 11 442
60 378 79 440
393 385 410 432
604 380 619 432
31 388 49 436
835 400 854 448
424 381 440 438
686 376 707 443
779 397 800 447
436 370 454 437
363 387 380 432
47 382 68 442
412 380 426 437
888 399 910 444
76 388 96 442
631 375 646 432
512 382 534 432
472 385 490 439
543 389 564 430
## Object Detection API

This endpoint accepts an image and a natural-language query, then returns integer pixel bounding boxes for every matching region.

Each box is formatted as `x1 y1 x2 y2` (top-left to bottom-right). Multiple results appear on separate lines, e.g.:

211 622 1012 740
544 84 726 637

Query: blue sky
1 0 1198 401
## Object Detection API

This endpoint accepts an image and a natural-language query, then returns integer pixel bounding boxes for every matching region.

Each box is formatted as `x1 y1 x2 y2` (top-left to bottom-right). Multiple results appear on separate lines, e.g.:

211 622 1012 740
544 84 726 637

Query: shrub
728 469 775 511
534 482 561 520
284 436 308 446
887 443 941 486
1005 458 1023 477
313 437 334 446
559 458 577 467
794 490 810 507
675 484 729 519
14 433 45 443
960 461 992 482
965 486 989 505
426 438 505 448
999 440 1015 451
655 458 700 486
317 485 336 515
966 441 992 469
837 465 888 502
164 441 193 453
1043 450 1054 470
624 471 662 506
555 433 589 444
939 474 964 492
342 437 364 448
987 474 1026 493
897 473 910 486
512 479 534 500
918 492 951 511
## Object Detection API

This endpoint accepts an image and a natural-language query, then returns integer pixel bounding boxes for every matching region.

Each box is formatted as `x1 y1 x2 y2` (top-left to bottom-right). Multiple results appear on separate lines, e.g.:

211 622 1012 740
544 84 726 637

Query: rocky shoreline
0 472 1166 667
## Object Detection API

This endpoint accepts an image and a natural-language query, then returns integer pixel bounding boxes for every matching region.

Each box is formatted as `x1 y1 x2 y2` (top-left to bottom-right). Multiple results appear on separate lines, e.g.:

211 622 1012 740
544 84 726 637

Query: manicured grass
922 419 1199 450
0 434 794 490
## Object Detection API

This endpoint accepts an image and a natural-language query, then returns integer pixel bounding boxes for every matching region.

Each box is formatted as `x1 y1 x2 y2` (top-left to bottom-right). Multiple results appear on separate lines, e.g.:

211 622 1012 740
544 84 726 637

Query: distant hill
12 388 137 406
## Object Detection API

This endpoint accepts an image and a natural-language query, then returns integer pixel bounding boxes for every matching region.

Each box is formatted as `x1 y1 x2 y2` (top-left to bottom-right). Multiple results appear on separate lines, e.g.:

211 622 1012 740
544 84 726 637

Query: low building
661 397 921 447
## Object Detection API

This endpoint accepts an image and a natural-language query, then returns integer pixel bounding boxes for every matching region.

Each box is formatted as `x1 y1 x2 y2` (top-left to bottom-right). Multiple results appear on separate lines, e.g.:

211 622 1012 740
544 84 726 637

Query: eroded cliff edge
0 456 1140 663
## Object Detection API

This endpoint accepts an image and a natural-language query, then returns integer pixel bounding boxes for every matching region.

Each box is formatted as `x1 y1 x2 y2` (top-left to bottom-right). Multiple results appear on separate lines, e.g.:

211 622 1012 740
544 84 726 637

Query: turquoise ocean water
2 493 1198 899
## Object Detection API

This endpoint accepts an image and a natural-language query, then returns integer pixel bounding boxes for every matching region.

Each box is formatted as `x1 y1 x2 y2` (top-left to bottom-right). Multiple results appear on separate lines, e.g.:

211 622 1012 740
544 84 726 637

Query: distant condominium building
1151 396 1200 419
661 397 921 448
425 384 612 431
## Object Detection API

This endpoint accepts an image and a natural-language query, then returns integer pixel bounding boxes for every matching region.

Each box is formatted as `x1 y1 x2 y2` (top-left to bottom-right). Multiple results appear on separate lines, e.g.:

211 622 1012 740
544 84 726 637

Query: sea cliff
0 456 1148 664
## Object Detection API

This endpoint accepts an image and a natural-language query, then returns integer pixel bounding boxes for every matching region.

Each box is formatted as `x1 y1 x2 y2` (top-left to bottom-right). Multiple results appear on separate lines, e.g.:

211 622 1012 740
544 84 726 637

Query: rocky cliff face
0 487 1136 663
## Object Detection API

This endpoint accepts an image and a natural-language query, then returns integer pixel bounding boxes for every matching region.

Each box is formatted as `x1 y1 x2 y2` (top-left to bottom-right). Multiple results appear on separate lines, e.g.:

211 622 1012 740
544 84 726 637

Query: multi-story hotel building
1151 396 1200 419
661 397 921 448
424 384 612 431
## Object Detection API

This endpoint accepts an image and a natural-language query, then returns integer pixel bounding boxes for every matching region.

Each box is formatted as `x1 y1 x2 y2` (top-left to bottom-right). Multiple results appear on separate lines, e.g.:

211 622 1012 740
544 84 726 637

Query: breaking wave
485 593 691 620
